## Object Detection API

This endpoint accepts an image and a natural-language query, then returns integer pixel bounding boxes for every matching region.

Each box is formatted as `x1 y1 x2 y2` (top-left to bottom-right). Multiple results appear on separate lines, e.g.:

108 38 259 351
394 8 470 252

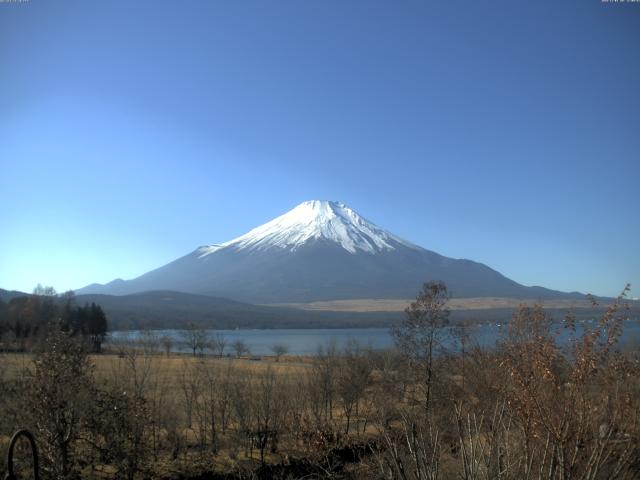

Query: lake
109 319 640 356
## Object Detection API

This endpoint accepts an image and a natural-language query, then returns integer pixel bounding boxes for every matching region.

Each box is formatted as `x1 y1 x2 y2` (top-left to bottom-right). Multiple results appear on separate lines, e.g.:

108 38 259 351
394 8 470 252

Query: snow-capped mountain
77 200 573 303
197 200 417 256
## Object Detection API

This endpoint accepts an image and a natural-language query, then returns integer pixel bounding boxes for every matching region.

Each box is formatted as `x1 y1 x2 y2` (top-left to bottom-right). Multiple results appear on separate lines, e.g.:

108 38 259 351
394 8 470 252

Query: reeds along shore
0 291 638 479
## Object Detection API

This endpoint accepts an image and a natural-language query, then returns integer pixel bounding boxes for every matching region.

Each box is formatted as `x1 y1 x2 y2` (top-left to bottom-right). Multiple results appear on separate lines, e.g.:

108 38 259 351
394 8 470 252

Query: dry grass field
267 296 601 312
1 350 347 478
1 351 311 384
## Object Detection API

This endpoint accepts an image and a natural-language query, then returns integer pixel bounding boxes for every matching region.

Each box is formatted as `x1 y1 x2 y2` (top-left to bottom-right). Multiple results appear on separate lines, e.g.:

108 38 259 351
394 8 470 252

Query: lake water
109 319 640 356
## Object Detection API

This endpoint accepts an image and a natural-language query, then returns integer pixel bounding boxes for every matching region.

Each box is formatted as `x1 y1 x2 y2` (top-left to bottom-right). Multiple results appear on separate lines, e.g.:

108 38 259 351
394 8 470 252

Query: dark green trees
63 301 108 353
0 288 108 352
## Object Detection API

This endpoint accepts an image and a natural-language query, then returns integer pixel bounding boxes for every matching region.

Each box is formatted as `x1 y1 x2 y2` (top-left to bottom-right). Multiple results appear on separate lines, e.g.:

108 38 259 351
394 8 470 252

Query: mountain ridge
77 200 585 303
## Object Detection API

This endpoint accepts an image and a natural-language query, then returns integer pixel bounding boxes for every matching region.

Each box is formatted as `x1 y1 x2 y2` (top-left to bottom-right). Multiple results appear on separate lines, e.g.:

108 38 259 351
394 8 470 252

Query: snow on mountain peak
198 200 417 256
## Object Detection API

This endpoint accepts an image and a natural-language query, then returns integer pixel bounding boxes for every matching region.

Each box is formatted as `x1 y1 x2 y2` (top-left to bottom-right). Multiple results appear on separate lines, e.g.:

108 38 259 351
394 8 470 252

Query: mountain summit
198 200 416 256
78 201 575 303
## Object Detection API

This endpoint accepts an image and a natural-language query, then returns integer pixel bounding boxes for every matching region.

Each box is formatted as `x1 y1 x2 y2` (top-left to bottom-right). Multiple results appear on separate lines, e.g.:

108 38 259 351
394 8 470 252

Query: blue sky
0 0 638 298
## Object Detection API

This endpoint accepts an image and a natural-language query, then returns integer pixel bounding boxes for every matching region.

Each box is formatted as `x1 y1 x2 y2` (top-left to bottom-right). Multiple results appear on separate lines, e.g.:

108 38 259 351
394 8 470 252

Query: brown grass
1 352 311 385
265 296 601 312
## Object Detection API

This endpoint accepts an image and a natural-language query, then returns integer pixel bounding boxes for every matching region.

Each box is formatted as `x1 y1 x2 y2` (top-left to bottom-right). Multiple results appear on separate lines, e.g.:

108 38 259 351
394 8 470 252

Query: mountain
0 288 29 302
77 200 581 303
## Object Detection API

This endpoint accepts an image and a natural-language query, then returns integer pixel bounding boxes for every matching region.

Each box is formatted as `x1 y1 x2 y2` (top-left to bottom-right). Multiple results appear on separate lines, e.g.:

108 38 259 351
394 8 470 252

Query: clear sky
1 0 638 298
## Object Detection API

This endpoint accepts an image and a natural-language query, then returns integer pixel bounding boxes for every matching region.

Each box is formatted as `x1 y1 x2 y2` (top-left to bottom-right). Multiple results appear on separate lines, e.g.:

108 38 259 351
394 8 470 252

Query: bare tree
216 361 237 434
232 339 250 358
138 329 160 355
110 344 154 398
271 343 289 362
87 387 150 480
140 356 171 461
26 327 94 479
181 324 209 356
392 281 449 414
337 340 372 434
378 415 442 480
230 369 254 456
211 333 228 358
251 367 289 465
193 360 218 452
178 360 200 430
159 335 173 356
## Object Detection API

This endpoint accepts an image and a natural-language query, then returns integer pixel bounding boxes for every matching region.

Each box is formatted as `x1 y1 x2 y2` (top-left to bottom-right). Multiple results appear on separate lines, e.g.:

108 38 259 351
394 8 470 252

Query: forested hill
0 288 29 302
74 290 401 330
2 288 637 332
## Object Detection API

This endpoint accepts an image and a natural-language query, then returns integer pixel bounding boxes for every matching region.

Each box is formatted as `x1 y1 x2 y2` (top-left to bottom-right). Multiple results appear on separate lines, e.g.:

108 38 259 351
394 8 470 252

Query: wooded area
0 284 638 479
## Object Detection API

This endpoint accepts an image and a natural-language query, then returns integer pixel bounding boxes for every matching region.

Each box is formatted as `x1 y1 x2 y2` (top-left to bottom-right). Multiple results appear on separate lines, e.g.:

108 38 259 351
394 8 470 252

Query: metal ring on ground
5 429 39 480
